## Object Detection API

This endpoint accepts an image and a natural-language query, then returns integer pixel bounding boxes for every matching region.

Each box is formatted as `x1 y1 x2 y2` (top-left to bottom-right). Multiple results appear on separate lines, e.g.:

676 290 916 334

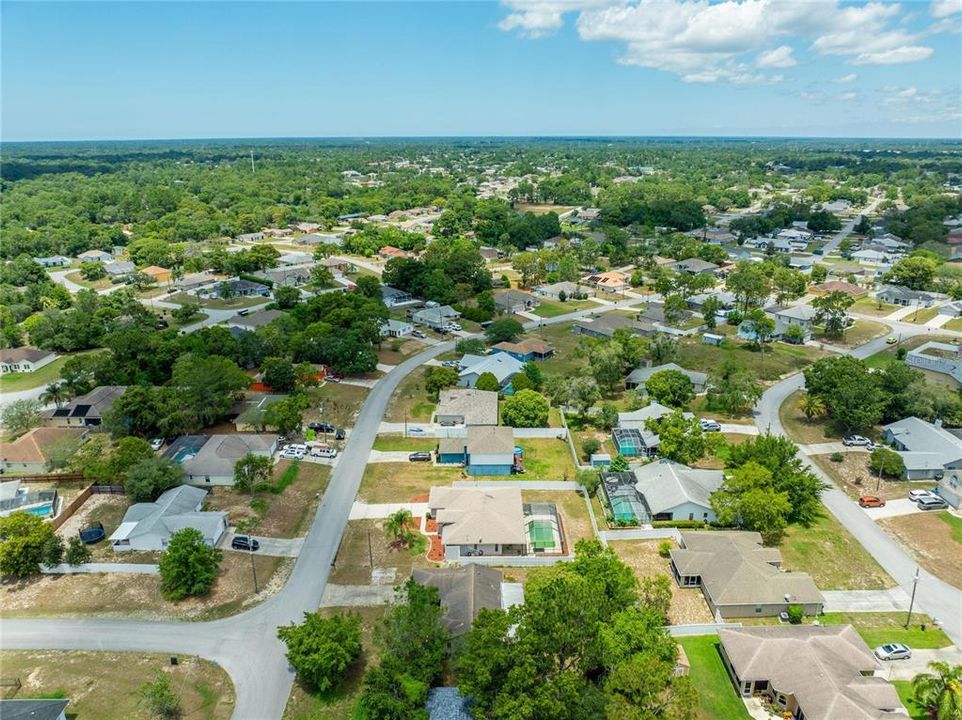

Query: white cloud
834 73 858 83
498 0 941 82
757 45 797 68
839 91 858 100
931 0 962 18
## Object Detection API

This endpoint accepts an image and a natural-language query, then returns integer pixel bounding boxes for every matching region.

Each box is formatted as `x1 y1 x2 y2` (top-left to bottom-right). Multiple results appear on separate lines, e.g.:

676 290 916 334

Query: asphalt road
820 197 881 256
0 297 648 719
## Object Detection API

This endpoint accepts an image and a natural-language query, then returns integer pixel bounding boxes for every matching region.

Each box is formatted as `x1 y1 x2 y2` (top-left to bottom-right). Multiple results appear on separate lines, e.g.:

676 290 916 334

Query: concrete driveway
221 532 304 558
367 450 415 463
877 647 962 681
799 441 869 455
821 588 910 612
862 498 925 520
349 501 429 521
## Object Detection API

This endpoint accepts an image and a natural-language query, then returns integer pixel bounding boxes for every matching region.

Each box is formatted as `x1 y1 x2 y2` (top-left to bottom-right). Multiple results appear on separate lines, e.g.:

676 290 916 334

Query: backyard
0 650 234 720
676 636 751 720
511 438 577 481
521 489 595 549
879 511 962 589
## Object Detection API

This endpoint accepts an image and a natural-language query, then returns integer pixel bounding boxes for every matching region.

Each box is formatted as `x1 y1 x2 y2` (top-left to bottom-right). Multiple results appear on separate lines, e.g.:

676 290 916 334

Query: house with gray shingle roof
109 485 227 552
626 363 707 392
881 415 962 484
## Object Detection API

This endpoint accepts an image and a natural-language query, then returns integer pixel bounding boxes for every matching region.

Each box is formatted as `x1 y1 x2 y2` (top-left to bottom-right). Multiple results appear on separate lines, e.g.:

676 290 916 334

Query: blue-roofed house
425 687 473 720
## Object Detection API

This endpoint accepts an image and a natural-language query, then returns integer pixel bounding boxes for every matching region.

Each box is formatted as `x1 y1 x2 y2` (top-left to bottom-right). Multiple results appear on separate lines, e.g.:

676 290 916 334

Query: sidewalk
42 563 159 575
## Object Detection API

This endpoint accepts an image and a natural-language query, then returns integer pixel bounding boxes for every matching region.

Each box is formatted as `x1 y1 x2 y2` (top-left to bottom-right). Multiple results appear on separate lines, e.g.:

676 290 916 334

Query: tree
40 382 71 409
375 579 448 685
727 261 772 311
125 457 184 502
41 534 64 567
261 356 297 392
455 338 487 355
782 323 806 345
597 402 619 431
591 341 627 395
234 453 274 492
581 437 601 459
501 389 549 427
883 256 939 290
911 661 962 720
158 527 222 600
551 375 601 417
424 366 459 399
711 461 792 544
79 261 107 280
706 359 762 416
804 356 886 432
0 399 43 437
608 454 630 472
475 372 501 393
701 295 722 329
273 285 301 309
0 512 55 578
772 267 808 304
799 393 826 422
644 369 694 408
812 291 854 339
64 536 92 566
646 411 716 465
140 670 182 720
485 318 523 344
810 264 828 284
385 508 414 548
262 395 307 435
278 612 363 692
522 361 544 390
870 447 905 479
742 308 775 351
171 354 250 428
171 302 202 324
647 334 678 365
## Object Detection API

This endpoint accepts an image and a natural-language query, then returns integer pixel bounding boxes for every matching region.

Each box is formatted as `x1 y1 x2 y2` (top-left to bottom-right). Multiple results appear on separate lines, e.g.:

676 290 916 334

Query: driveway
42 563 159 575
221 532 304 558
877 647 962 681
862 498 925 520
718 423 759 435
320 583 396 607
821 588 910 612
367 450 415 463
799 442 868 455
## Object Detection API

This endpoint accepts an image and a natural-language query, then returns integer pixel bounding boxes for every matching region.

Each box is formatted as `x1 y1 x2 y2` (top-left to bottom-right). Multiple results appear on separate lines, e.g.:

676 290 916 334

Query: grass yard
879 511 962 589
850 297 900 317
307 382 370 428
943 317 962 332
893 681 927 720
0 650 234 720
205 460 330 537
816 319 888 348
903 306 940 325
167 291 268 310
780 506 894 590
512 437 577 481
283 607 386 720
0 350 103 393
675 336 825 382
330 519 437 585
531 298 596 318
522 489 595 549
383 366 435 422
818 612 952 649
608 540 714 625
572 428 617 463
375 339 426 366
676 636 751 720
779 390 843 445
691 433 751 470
527 322 595 375
358 462 459 503
371 436 438 451
65 270 115 290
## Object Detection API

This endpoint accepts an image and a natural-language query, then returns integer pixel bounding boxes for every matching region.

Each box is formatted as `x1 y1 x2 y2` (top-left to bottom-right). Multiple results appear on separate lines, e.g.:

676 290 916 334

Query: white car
310 447 337 459
448 323 462 331
699 419 722 432
281 448 305 460
149 438 164 451
908 489 934 502
874 643 912 661
842 435 872 447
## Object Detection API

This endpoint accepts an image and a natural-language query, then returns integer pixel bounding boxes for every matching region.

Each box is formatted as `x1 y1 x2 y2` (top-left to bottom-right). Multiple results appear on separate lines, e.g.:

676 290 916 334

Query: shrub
829 452 845 463
658 540 673 558
581 438 602 459
787 605 804 624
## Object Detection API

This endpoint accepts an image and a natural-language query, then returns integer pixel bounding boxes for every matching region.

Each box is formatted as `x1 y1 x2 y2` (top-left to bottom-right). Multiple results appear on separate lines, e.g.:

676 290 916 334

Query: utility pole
905 567 920 629
250 542 259 594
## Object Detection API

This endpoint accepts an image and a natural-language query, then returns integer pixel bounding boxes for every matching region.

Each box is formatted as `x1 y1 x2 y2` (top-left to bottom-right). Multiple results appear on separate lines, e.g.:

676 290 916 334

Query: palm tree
799 393 826 423
385 509 414 548
41 382 71 409
912 661 962 720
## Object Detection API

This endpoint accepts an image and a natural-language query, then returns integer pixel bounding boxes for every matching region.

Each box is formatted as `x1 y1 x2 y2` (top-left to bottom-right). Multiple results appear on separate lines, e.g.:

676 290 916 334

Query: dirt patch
813 454 933 501
879 512 962 589
608 539 715 625
56 493 127 539
330 519 438 586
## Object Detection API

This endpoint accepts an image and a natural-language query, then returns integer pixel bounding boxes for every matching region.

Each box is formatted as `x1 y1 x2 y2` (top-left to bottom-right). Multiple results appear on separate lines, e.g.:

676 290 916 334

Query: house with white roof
428 486 526 559
164 433 278 486
625 363 707 393
600 459 722 524
458 353 524 390
881 416 962 504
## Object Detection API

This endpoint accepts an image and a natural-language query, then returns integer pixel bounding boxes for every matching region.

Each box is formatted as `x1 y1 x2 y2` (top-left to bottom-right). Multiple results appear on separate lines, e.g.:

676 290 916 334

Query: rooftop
632 460 722 514
412 565 503 636
429 486 526 546
437 388 499 426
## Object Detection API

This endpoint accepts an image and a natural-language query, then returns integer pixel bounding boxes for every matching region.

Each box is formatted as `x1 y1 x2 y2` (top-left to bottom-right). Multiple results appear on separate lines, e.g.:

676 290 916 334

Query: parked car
448 323 462 331
149 438 164 451
309 422 336 434
281 447 305 460
858 495 886 508
311 447 337 459
441 360 460 368
439 420 459 427
231 535 260 552
917 495 949 511
79 522 105 544
407 427 427 436
874 643 912 661
412 330 427 339
699 419 722 432
908 489 934 502
886 337 898 345
409 451 432 462
335 428 346 440
842 435 872 447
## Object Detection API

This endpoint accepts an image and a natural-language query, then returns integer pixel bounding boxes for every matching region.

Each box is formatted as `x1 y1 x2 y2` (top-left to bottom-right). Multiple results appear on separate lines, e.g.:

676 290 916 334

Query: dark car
409 451 432 462
79 522 106 544
335 428 346 440
309 422 336 434
231 535 260 551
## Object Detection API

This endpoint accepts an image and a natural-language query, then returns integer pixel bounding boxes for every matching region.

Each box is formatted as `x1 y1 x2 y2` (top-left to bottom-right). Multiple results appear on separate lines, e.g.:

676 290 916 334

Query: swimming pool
23 502 53 517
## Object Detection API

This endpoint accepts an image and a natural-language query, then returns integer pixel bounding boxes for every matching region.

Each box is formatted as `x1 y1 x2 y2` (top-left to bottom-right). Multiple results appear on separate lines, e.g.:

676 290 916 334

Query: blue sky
2 1 960 141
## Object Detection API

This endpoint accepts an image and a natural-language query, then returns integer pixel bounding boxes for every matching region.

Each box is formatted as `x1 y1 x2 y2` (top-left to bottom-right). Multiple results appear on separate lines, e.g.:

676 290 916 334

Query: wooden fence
4 472 86 484
49 484 95 531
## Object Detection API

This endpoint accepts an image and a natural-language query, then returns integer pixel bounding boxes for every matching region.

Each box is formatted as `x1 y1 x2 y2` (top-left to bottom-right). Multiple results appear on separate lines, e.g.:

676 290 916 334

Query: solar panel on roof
69 404 92 417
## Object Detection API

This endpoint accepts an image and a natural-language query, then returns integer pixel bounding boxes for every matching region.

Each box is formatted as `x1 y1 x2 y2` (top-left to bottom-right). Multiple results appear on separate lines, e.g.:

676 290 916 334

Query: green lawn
531 298 597 318
850 297 899 317
893 681 927 720
675 335 826 382
307 382 370 429
384 366 435 422
512 437 577 481
527 322 596 375
817 612 952 649
371 436 437 451
903 306 940 325
939 511 962 543
167 291 268 310
0 350 103 393
815 319 888 348
779 389 842 445
943 317 962 332
780 507 893 590
677 636 751 720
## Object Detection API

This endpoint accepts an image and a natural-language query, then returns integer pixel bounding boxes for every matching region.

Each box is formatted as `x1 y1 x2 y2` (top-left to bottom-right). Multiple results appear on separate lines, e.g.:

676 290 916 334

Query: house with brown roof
718 625 907 720
0 348 57 375
582 270 629 293
490 338 554 362
428 486 526 559
379 245 410 260
670 531 824 619
1 427 86 474
810 280 867 299
141 265 173 284
412 565 504 637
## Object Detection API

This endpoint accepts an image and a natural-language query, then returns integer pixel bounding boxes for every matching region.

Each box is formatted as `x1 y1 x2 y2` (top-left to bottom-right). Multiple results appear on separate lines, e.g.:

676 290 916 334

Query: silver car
874 643 912 661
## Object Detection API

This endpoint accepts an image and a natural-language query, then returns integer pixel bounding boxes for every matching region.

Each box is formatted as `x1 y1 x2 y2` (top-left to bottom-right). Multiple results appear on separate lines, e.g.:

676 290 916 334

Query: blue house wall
466 463 513 476
438 451 467 464
491 347 534 363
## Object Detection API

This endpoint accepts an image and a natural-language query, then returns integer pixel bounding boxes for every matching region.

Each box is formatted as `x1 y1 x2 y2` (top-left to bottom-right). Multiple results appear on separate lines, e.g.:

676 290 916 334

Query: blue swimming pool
24 502 53 517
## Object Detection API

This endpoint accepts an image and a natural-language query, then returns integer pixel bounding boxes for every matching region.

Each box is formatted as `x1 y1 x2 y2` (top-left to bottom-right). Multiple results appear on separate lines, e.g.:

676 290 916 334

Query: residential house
175 271 217 291
495 290 540 314
533 281 588 299
104 260 136 281
33 255 71 268
412 565 503 637
436 388 499 426
235 232 264 243
582 270 629 293
437 427 516 475
946 230 962 260
76 249 112 263
164 433 278 486
810 280 866 299
0 699 70 720
600 460 722 524
788 255 815 271
670 531 824 618
277 251 313 266
428 486 526 557
379 245 410 260
478 246 501 261
671 258 719 276
688 292 736 311
319 256 354 274
612 402 689 457
458 353 524 390
229 394 288 431
490 338 554 363
0 348 57 375
625 363 707 392
572 314 655 340
292 221 322 234
638 303 693 327
876 285 935 308
653 255 676 267
881 415 962 482
0 427 86 475
212 279 270 298
226 309 287 331
772 304 818 342
380 318 414 338
295 233 341 246
852 248 892 265
141 265 173 284
381 285 414 307
828 262 867 278
44 385 126 429
412 305 460 330
718 625 906 719
905 341 962 384
252 266 310 287
109 485 227 552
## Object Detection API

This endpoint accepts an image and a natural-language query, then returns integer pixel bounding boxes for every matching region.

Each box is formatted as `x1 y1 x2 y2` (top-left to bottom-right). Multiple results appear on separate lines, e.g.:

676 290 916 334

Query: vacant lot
330 519 437 585
358 462 460 503
879 511 962 589
812 454 933 502
522 489 594 550
903 306 940 325
780 506 893 590
608 540 714 625
205 460 330 537
1 650 234 719
168 291 267 310
677 636 751 720
371 436 438 451
307 382 370 428
816 319 888 348
375 338 426 366
383 366 435 422
531 297 597 318
780 390 843 445
527 322 595 375
850 297 899 317
283 606 386 720
676 336 825 382
0 552 288 621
